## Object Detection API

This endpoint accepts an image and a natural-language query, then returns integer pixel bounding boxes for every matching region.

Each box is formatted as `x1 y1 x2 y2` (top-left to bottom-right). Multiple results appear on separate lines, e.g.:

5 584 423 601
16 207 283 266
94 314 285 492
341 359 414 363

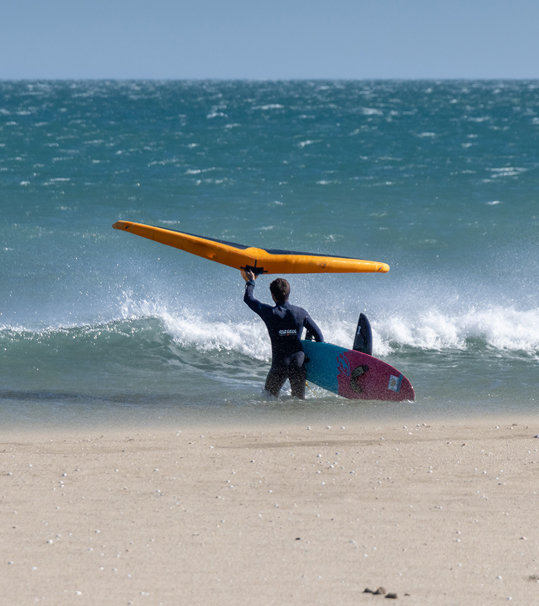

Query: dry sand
2 418 539 605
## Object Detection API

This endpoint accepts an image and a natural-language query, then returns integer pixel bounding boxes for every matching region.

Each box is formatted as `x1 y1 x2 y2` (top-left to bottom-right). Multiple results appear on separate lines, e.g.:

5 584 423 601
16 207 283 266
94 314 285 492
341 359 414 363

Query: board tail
352 313 373 356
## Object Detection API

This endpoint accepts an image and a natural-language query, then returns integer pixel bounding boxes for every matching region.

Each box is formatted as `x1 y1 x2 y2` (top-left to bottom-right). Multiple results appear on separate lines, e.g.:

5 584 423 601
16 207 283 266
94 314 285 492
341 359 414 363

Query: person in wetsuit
242 269 324 399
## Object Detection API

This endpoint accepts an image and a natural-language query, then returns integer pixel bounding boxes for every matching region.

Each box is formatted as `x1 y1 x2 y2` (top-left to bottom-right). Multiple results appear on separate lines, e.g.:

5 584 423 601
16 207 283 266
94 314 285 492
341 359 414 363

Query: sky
1 0 538 80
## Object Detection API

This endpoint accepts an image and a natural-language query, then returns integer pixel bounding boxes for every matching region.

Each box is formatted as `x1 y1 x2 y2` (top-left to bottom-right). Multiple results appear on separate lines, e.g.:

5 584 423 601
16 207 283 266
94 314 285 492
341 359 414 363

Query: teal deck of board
302 341 343 393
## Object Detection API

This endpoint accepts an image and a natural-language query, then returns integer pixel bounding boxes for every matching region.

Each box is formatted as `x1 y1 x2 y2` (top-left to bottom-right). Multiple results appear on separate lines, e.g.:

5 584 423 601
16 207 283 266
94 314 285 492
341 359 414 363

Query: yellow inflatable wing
112 221 390 275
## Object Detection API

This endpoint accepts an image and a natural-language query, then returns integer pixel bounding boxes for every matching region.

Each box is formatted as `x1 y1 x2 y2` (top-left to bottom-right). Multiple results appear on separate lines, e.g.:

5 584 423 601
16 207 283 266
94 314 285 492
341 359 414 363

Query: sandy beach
2 418 539 605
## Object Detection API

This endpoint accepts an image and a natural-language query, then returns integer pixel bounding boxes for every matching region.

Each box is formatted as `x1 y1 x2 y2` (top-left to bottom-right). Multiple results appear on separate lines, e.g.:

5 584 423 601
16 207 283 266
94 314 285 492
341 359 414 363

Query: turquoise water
1 80 538 430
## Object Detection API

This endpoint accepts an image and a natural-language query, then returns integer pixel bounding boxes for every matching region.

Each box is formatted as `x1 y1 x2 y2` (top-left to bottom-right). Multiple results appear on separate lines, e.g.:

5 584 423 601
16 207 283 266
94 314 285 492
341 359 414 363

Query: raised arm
242 269 271 316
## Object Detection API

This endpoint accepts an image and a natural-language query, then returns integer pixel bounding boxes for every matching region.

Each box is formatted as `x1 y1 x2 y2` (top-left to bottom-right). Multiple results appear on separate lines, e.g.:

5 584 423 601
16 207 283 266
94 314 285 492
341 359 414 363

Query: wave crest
372 306 539 355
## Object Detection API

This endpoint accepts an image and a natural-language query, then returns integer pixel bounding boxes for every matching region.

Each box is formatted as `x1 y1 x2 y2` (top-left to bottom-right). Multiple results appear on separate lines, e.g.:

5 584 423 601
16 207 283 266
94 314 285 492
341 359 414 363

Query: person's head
269 278 290 304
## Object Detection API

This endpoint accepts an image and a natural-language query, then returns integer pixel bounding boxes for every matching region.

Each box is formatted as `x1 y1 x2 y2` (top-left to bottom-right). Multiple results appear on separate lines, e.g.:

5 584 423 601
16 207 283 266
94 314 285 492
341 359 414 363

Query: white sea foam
164 313 270 361
185 167 216 175
115 291 539 360
206 111 227 119
372 306 539 355
252 104 284 110
117 295 271 360
361 107 383 116
489 167 527 178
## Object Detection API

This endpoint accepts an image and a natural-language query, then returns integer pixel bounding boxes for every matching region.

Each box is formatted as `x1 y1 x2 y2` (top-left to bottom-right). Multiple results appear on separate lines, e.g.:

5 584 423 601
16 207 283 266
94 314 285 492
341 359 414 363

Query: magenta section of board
336 351 415 401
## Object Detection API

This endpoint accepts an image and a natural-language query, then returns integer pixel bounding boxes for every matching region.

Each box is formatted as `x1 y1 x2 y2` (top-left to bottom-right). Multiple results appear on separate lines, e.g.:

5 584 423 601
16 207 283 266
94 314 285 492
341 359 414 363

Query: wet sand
2 418 539 605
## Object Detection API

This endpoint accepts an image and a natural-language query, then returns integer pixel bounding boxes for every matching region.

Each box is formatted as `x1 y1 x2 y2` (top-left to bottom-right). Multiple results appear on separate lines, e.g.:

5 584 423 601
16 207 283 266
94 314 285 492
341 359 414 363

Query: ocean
1 79 538 431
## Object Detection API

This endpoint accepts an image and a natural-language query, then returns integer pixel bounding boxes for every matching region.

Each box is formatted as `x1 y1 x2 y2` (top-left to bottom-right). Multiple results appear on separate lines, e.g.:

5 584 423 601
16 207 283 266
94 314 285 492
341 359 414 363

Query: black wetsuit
244 280 324 398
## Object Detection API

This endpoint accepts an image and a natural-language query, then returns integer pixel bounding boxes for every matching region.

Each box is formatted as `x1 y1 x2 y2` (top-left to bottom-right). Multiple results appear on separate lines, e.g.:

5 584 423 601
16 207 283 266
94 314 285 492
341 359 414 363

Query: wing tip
112 220 132 231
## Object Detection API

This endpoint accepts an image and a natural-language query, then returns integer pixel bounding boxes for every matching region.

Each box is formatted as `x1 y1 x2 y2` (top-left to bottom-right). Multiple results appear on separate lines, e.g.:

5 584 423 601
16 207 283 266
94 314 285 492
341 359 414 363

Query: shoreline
2 417 539 605
3 398 538 438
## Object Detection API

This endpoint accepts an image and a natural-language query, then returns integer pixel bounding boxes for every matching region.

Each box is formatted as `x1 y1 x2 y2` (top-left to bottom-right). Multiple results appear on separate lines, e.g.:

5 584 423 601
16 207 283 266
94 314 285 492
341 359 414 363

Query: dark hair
270 278 290 302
